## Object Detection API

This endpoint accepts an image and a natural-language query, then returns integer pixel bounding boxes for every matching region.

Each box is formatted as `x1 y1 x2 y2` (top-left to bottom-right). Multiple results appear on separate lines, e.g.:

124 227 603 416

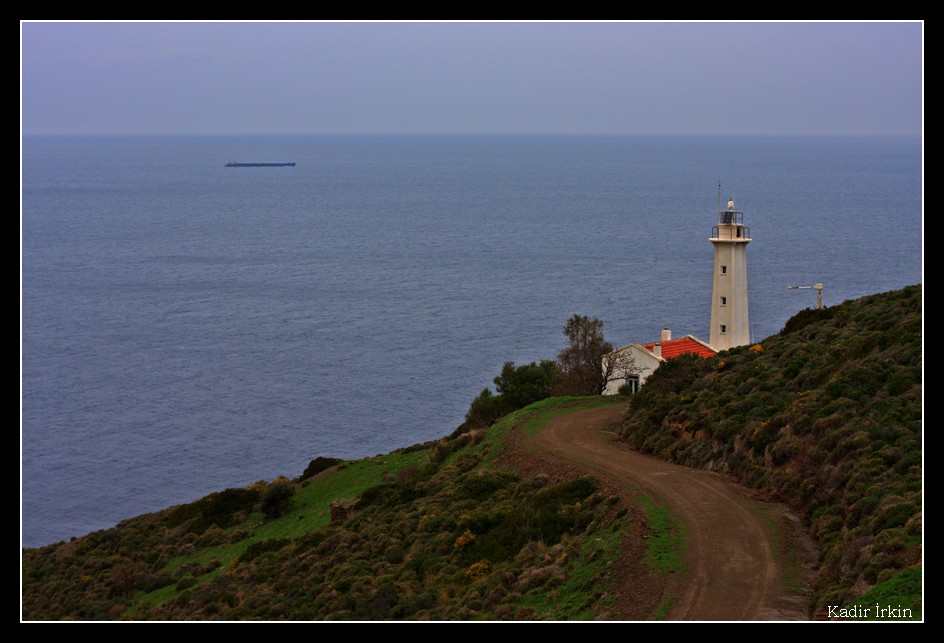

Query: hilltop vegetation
461 313 624 430
617 285 922 614
22 398 666 621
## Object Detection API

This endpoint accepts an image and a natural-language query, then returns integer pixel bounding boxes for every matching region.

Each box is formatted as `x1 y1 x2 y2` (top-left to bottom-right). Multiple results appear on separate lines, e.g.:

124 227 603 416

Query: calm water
21 134 922 548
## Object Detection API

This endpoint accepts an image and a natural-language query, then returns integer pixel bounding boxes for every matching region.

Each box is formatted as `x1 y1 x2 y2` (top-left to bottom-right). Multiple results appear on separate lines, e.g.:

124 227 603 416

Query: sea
21 134 923 549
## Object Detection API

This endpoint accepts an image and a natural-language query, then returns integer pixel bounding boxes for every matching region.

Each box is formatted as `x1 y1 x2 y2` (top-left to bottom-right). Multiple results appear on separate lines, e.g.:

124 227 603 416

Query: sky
20 21 923 136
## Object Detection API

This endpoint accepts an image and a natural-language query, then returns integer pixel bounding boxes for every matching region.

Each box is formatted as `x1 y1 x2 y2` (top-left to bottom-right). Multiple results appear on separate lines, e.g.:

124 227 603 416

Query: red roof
641 336 717 360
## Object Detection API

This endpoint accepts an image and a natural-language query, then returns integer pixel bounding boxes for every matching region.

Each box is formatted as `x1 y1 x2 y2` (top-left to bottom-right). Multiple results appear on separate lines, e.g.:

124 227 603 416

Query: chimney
652 344 662 358
662 327 672 342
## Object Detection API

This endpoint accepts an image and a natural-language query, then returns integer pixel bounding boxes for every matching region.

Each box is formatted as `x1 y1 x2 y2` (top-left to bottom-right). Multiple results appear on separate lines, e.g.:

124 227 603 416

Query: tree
557 314 615 395
493 359 564 409
463 360 564 429
464 387 508 429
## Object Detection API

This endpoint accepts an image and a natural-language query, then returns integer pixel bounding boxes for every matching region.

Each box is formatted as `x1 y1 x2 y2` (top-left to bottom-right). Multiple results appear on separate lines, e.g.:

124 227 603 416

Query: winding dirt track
531 403 808 621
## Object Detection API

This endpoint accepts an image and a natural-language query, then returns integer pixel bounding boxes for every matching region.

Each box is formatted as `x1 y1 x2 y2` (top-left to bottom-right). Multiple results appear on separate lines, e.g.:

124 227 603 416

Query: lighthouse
709 191 751 350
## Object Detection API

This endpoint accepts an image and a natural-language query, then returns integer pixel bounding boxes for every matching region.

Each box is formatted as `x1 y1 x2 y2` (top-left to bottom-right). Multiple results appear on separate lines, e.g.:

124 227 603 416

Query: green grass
635 495 685 575
134 580 184 609
652 601 672 620
475 396 597 465
520 396 627 438
470 395 626 469
844 566 922 620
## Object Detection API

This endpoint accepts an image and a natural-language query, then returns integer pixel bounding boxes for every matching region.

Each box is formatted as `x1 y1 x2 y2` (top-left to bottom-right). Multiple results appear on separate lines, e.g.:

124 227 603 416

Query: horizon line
21 130 922 138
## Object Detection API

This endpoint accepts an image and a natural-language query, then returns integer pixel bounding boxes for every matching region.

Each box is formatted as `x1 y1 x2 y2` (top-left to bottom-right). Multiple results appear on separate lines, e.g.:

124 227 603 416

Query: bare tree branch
601 347 650 394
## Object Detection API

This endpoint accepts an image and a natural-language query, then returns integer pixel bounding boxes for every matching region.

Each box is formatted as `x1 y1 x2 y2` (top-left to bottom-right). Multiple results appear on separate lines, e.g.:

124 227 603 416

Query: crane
787 283 825 310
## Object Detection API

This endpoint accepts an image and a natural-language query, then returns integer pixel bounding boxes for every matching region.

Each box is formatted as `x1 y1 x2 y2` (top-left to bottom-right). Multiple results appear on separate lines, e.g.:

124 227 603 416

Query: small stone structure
330 499 358 524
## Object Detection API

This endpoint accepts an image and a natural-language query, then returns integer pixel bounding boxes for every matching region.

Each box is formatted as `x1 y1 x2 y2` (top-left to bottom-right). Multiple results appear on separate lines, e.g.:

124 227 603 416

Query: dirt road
530 403 811 621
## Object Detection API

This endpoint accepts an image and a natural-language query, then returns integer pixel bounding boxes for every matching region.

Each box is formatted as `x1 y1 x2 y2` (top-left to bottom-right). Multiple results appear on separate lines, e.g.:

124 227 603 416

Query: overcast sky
20 21 923 136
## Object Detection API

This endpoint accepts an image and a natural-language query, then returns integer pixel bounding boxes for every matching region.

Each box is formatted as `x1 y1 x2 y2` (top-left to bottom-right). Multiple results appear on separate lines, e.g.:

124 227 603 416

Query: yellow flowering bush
454 529 477 550
465 560 491 581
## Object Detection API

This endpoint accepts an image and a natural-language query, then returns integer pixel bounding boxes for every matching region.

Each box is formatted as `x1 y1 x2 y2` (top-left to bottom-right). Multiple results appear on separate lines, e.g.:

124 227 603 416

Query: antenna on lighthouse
787 283 825 310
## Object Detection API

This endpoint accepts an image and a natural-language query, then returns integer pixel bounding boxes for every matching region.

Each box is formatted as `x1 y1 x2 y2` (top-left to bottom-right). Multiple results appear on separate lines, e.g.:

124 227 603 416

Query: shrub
354 477 425 510
298 456 343 481
427 440 453 465
455 471 517 501
175 575 197 591
465 560 491 582
260 481 296 520
238 538 292 563
780 306 835 335
166 487 261 534
465 478 598 565
454 530 477 551
397 464 420 485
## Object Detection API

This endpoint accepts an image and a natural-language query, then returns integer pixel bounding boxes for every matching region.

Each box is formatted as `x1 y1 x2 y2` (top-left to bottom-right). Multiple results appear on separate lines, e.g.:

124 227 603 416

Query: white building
603 328 717 395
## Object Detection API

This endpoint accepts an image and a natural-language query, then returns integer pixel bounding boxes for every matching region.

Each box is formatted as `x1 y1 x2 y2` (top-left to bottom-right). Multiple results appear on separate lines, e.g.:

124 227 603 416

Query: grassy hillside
22 397 669 621
617 285 922 615
23 286 921 620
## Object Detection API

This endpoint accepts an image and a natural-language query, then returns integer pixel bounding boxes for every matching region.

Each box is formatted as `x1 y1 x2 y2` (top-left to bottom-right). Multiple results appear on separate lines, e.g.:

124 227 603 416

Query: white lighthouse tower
709 189 751 351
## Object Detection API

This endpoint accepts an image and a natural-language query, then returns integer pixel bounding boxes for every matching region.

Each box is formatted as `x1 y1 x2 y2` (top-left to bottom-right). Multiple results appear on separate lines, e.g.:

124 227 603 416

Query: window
720 324 727 334
720 265 727 275
620 376 641 395
720 296 727 306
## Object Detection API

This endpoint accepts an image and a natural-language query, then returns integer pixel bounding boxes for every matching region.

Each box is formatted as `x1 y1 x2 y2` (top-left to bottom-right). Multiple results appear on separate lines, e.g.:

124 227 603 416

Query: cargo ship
225 162 296 167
